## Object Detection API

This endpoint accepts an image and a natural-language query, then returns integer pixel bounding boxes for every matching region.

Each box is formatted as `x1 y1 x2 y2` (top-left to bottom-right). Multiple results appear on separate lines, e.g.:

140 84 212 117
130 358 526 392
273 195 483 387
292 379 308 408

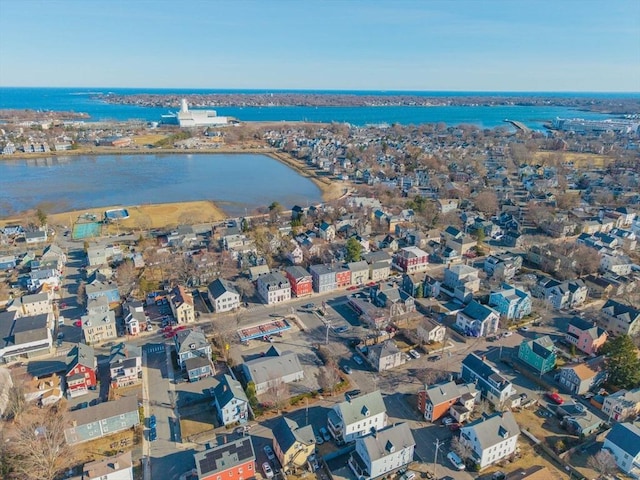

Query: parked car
447 451 465 470
427 355 441 362
448 423 461 432
319 426 331 442
401 472 416 480
546 392 564 405
347 285 359 291
342 365 352 375
149 414 156 429
409 349 421 359
302 303 315 309
346 389 361 399
442 416 454 426
149 427 157 442
264 445 275 461
333 326 349 333
315 434 324 445
262 463 274 479
520 326 530 332
503 331 513 337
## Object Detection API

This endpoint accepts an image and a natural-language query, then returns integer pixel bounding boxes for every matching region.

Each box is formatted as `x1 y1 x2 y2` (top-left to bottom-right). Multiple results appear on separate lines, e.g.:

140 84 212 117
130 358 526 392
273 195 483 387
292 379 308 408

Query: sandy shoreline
0 149 345 226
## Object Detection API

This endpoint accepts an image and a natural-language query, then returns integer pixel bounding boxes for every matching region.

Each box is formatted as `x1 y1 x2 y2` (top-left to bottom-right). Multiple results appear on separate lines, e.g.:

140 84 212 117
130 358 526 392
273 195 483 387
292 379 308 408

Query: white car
262 462 274 479
503 331 513 337
447 451 465 470
409 349 421 359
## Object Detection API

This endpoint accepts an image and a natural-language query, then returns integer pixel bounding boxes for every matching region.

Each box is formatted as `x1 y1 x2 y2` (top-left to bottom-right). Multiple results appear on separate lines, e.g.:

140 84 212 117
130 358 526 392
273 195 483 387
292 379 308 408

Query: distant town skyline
0 0 638 92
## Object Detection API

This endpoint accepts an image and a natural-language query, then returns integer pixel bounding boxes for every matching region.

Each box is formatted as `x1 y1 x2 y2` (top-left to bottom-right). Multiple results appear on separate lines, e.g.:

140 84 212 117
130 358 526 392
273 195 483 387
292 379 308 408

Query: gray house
174 328 212 369
347 261 370 286
366 340 404 372
213 374 249 426
241 346 304 395
64 396 139 445
309 264 337 293
558 358 607 395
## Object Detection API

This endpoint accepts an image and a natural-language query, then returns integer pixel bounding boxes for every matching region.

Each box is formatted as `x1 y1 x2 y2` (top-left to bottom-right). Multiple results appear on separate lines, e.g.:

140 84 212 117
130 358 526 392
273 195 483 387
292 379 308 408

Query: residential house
422 275 442 299
348 297 389 330
82 451 133 480
24 229 47 244
558 358 607 395
347 423 415 480
489 284 532 320
318 222 336 242
213 374 249 426
416 317 446 344
81 309 117 345
565 317 608 356
27 268 60 292
86 246 108 267
600 254 634 276
502 230 524 249
517 336 556 375
602 388 640 422
335 264 352 288
442 264 480 303
272 416 316 473
440 226 476 256
0 254 17 270
184 355 215 383
23 373 63 406
437 199 459 214
309 264 338 293
85 281 120 304
327 390 388 444
207 279 241 313
584 275 617 299
372 283 416 316
0 311 52 363
108 343 142 389
284 266 313 297
256 272 292 305
459 411 520 469
456 301 500 338
241 346 304 395
460 353 518 408
174 328 212 369
64 396 140 445
401 273 423 298
348 261 370 286
562 409 603 437
123 300 145 336
548 280 588 310
17 292 52 317
602 422 640 476
366 340 404 372
601 300 640 337
286 244 305 265
362 251 392 282
394 246 429 274
65 343 97 398
417 380 478 422
193 436 256 480
169 285 195 324
484 252 523 281
248 264 270 281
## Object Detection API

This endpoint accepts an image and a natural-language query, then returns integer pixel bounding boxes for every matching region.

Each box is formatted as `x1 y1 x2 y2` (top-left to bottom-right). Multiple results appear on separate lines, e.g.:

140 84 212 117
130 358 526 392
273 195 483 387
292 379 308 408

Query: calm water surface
0 153 323 216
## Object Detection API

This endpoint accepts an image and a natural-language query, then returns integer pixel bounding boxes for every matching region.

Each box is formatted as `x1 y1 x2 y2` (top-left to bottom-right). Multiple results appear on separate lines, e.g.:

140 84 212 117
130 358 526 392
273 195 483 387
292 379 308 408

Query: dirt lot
179 404 218 439
76 426 140 465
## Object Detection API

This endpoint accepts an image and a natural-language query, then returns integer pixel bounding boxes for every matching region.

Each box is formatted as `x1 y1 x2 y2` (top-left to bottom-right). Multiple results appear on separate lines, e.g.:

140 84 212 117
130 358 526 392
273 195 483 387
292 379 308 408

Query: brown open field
533 151 613 168
179 404 218 439
132 133 168 145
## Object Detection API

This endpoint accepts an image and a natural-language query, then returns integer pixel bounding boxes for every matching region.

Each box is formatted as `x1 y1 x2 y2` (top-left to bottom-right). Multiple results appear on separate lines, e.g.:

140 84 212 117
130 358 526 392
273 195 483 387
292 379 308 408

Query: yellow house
272 416 316 473
170 285 195 324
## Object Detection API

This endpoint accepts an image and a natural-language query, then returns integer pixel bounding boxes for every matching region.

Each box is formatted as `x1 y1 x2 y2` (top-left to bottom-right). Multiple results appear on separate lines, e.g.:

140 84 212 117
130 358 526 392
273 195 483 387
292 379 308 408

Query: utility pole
433 438 442 478
325 319 332 345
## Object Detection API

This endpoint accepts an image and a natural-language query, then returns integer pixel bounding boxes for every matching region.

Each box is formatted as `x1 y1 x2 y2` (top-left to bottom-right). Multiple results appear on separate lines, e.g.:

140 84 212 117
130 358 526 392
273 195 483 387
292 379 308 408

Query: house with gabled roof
347 260 370 286
417 380 478 423
459 411 520 469
489 283 532 320
83 451 133 480
484 252 522 281
455 301 499 338
108 343 142 389
207 278 241 313
602 388 640 423
272 416 316 473
366 340 404 372
602 422 640 475
169 285 195 324
65 343 97 398
601 299 640 337
347 423 415 480
64 396 140 445
284 266 313 297
517 336 556 375
0 311 52 363
318 222 336 242
174 328 212 369
241 346 303 395
193 435 256 480
393 246 429 274
565 316 608 355
558 357 607 395
256 272 291 305
460 353 518 408
213 374 249 426
327 390 388 444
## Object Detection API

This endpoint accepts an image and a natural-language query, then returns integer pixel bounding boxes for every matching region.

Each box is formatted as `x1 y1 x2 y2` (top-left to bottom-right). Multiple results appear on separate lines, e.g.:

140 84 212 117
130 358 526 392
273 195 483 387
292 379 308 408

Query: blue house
64 396 139 445
85 281 120 304
0 255 17 270
489 283 532 320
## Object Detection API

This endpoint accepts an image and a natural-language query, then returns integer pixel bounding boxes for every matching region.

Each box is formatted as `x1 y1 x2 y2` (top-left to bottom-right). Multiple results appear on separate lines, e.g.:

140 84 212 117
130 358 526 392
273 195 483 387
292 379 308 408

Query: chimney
481 355 486 362
112 461 120 470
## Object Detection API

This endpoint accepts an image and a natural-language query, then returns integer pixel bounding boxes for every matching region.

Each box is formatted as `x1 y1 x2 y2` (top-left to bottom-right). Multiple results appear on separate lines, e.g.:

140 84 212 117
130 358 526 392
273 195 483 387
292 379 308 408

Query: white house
459 411 520 469
455 301 500 338
82 450 133 480
327 390 388 444
348 423 415 480
207 278 241 313
256 272 291 305
602 422 640 476
213 374 249 426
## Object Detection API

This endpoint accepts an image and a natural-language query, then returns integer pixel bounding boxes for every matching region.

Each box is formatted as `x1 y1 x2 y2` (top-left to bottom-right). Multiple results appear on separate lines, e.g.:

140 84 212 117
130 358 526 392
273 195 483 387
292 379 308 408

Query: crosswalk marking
144 344 166 354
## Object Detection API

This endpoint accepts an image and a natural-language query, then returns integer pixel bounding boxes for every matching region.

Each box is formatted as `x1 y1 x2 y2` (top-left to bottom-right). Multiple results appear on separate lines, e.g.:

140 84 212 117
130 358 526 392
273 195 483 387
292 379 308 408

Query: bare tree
5 404 76 480
450 436 474 461
235 277 256 303
264 377 290 412
587 450 617 478
76 281 86 307
474 191 499 217
5 383 26 421
116 260 138 297
474 398 492 417
316 366 342 396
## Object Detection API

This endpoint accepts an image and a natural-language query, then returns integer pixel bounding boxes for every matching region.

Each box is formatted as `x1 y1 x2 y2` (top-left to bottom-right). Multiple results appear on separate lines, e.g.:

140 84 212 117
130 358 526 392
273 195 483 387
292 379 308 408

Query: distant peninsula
94 92 640 115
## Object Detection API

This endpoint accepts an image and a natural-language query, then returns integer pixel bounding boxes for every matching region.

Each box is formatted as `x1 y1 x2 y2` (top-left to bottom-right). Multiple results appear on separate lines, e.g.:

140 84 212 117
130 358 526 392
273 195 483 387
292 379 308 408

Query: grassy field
132 133 168 145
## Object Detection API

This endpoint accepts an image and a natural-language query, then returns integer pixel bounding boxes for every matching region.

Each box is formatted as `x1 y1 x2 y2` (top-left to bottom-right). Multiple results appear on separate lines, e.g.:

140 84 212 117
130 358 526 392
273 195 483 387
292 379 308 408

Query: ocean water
0 87 627 128
0 153 323 216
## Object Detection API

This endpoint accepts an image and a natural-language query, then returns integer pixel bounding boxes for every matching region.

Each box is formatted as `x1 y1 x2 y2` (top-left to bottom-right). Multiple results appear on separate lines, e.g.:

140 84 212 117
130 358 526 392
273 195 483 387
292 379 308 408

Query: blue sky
0 0 638 91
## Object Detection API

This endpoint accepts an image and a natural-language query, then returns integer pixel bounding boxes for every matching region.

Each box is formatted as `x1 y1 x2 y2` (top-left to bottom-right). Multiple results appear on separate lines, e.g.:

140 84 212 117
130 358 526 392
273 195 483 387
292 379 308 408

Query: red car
546 392 564 405
366 281 377 287
175 325 186 331
74 320 82 327
347 286 358 291
163 326 173 333
163 331 176 339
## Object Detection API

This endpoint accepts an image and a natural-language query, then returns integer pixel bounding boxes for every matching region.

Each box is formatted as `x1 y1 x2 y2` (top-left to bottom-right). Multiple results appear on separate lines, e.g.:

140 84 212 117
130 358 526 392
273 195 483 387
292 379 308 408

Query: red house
194 436 256 480
335 265 352 288
284 266 313 297
394 246 429 274
65 343 97 398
